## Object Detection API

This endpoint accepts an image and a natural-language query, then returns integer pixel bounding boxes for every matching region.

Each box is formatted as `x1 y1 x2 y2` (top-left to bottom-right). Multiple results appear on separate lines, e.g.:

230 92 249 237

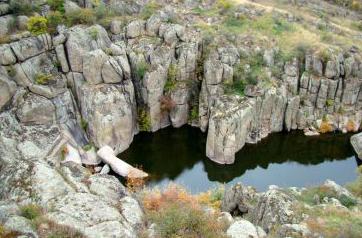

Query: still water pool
118 126 360 193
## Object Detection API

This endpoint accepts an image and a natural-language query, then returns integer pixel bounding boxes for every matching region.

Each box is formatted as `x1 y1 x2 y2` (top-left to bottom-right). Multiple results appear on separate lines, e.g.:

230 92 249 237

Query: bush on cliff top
141 185 227 238
27 16 48 36
65 8 96 26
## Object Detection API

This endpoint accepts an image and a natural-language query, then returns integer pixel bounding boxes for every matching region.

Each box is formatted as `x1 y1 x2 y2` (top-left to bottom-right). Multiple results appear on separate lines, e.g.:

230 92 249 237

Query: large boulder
250 188 297 232
79 82 137 154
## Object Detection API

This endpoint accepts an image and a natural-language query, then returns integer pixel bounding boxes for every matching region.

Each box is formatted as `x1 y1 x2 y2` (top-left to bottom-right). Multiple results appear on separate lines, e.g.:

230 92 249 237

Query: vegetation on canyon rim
4 0 362 98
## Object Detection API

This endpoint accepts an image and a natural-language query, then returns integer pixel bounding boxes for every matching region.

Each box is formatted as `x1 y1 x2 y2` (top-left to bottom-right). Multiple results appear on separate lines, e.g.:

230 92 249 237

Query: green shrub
138 108 151 131
339 194 357 208
80 118 88 131
6 65 16 77
47 11 64 34
20 204 43 220
189 105 199 121
65 8 96 26
47 0 65 13
89 28 99 40
35 73 52 85
83 144 93 151
224 80 245 96
9 0 38 16
135 60 149 79
326 99 334 107
164 64 178 92
27 16 48 35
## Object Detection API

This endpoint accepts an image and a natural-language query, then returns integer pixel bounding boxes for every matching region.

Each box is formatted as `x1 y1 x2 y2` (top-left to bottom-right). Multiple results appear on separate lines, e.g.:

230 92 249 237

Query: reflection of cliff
205 131 356 182
119 126 206 181
120 126 356 183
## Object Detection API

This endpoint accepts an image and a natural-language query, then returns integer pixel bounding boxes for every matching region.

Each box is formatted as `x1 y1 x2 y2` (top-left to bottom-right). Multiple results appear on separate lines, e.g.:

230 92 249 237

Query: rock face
351 132 362 160
250 188 297 232
79 82 137 154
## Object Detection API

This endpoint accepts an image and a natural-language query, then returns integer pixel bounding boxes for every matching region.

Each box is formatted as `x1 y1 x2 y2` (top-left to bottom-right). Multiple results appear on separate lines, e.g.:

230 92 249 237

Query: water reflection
119 126 359 192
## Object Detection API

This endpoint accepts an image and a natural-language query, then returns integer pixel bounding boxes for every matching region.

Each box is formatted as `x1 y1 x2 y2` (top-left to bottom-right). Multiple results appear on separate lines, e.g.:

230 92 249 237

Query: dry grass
126 176 147 193
143 184 197 211
319 121 334 133
346 119 357 132
35 218 85 238
141 184 227 238
0 224 20 238
159 96 176 113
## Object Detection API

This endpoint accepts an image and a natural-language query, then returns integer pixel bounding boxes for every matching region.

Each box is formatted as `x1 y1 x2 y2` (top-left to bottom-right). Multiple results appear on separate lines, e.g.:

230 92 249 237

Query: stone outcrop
250 188 298 232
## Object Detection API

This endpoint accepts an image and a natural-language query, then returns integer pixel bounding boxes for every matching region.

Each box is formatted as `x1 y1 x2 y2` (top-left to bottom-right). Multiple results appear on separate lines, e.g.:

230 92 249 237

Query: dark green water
119 126 360 193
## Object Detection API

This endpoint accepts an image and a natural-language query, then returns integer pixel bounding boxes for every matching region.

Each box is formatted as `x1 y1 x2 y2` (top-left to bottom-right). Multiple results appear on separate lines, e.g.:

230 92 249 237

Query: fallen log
97 146 148 178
